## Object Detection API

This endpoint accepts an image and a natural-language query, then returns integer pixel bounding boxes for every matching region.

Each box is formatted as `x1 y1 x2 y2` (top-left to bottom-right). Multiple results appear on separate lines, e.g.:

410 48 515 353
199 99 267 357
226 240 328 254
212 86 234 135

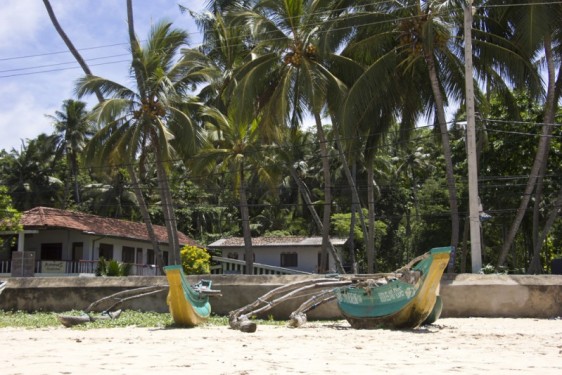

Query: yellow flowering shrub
180 245 211 275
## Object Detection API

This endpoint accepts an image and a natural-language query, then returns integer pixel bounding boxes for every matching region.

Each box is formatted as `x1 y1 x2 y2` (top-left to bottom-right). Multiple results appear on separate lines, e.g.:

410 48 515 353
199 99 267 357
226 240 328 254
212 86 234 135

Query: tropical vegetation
1 0 561 275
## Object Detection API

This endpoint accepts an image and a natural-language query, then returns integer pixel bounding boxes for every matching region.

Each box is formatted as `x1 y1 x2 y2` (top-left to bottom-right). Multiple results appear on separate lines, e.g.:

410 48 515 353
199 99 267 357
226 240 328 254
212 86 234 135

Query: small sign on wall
41 261 65 273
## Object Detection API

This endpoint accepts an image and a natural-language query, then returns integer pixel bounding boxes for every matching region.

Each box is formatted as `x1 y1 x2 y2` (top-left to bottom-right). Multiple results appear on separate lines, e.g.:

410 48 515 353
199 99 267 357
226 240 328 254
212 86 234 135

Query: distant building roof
208 236 348 248
22 206 196 246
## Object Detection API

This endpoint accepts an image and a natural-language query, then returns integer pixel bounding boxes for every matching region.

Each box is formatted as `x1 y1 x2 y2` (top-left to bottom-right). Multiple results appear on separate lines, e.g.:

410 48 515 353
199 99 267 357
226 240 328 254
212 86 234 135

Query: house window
122 246 135 263
41 243 62 260
99 243 114 260
147 249 155 264
163 251 168 265
281 252 298 267
227 252 239 259
72 242 83 261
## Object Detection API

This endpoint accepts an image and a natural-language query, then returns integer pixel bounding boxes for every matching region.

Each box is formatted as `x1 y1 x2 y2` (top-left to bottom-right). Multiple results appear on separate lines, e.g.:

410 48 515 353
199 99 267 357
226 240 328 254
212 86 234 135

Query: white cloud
0 0 208 152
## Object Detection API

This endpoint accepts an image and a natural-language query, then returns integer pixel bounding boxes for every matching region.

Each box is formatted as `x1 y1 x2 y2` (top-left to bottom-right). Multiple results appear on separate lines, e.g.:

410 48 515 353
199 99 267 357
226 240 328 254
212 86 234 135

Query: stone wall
1 274 561 319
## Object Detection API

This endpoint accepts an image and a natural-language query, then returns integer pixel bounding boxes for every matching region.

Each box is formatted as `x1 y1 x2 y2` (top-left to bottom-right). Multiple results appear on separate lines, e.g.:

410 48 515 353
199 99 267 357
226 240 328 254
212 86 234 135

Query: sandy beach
1 318 561 375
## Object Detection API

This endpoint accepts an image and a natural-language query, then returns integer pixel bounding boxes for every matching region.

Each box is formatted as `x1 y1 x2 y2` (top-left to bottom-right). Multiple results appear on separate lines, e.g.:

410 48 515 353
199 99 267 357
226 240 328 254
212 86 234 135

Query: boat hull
334 247 451 329
164 265 211 327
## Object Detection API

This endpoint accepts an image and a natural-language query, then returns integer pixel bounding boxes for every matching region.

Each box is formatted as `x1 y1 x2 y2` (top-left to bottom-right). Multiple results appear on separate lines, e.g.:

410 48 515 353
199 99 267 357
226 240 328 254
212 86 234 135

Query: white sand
1 318 561 375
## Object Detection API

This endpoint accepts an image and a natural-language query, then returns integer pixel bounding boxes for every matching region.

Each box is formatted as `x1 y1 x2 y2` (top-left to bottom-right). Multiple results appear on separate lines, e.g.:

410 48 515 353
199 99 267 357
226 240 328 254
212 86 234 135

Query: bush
96 257 131 276
180 245 211 275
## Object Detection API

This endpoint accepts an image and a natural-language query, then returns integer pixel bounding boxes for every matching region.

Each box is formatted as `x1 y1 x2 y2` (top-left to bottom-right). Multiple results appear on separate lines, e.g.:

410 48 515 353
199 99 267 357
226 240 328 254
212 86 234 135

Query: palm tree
345 1 467 258
340 0 532 270
81 170 139 220
489 0 562 270
227 0 351 273
47 99 93 205
76 20 199 265
1 136 64 210
180 10 251 112
192 106 280 274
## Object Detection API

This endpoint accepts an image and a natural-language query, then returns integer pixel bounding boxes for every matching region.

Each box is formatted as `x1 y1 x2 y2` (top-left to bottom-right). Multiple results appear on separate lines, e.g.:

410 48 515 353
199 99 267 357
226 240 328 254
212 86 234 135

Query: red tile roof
22 207 196 246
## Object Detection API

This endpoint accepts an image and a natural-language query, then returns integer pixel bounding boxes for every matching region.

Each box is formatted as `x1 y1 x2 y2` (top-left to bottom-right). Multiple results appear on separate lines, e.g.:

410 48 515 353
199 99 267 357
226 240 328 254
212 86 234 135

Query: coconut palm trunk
128 165 165 272
314 113 333 273
126 0 177 267
366 157 377 273
330 115 369 251
238 165 254 275
42 0 104 104
154 148 181 265
498 34 557 267
288 167 344 273
424 51 460 252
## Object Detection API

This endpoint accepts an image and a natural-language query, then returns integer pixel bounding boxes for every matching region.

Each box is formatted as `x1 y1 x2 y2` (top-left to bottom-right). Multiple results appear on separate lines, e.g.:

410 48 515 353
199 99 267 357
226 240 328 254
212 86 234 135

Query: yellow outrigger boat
164 265 221 327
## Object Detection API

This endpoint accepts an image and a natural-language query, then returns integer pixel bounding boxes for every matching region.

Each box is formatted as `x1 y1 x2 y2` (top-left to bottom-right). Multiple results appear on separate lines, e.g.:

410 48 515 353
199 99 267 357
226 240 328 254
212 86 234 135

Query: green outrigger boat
229 247 451 332
333 246 451 329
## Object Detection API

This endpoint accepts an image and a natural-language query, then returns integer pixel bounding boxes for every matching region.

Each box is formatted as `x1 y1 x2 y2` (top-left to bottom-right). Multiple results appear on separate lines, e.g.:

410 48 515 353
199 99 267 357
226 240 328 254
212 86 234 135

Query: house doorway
72 242 83 261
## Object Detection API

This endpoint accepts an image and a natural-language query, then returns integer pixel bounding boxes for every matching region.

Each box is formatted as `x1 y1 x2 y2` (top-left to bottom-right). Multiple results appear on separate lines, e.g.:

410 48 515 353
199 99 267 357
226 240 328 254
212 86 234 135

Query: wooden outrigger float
229 246 451 332
57 285 166 327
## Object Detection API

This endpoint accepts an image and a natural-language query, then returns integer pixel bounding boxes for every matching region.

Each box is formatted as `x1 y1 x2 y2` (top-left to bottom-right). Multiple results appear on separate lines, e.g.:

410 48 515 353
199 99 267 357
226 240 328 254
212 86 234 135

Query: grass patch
0 310 301 329
0 310 175 329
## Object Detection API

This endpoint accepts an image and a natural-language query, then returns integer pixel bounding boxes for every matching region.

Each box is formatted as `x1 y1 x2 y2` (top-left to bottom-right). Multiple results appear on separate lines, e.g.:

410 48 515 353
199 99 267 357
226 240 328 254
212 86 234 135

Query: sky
0 0 208 152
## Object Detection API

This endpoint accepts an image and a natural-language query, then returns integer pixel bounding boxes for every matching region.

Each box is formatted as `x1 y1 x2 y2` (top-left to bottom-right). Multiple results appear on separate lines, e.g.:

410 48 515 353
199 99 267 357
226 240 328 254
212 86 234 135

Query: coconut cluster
283 41 318 67
397 16 449 55
134 98 166 119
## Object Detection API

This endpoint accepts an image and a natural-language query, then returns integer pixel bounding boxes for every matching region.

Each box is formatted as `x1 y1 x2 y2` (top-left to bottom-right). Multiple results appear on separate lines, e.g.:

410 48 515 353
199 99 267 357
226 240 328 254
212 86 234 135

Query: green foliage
331 212 366 243
0 186 21 232
95 257 131 276
180 245 211 275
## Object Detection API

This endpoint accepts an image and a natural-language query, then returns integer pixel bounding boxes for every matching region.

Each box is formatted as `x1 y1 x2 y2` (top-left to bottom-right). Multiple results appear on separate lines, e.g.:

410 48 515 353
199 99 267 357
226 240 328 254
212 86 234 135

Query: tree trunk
366 159 376 273
498 34 556 267
239 166 254 275
289 167 345 273
529 186 562 274
42 0 104 104
71 153 80 204
314 113 333 273
424 51 460 252
127 165 165 272
126 0 167 268
349 162 358 274
154 148 181 265
330 115 369 246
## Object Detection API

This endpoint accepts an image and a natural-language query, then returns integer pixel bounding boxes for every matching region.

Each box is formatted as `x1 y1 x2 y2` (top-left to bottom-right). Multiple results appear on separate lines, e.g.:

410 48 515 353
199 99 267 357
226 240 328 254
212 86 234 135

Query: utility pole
464 0 482 273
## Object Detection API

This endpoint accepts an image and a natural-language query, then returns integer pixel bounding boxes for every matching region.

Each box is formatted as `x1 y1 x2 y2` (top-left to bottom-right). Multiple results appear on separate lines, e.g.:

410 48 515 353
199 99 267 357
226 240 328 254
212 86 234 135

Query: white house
208 236 348 274
0 206 197 276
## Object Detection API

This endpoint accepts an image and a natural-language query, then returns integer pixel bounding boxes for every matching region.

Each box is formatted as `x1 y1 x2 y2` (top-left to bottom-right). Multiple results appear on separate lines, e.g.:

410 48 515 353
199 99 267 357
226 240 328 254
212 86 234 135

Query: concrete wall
1 274 561 319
